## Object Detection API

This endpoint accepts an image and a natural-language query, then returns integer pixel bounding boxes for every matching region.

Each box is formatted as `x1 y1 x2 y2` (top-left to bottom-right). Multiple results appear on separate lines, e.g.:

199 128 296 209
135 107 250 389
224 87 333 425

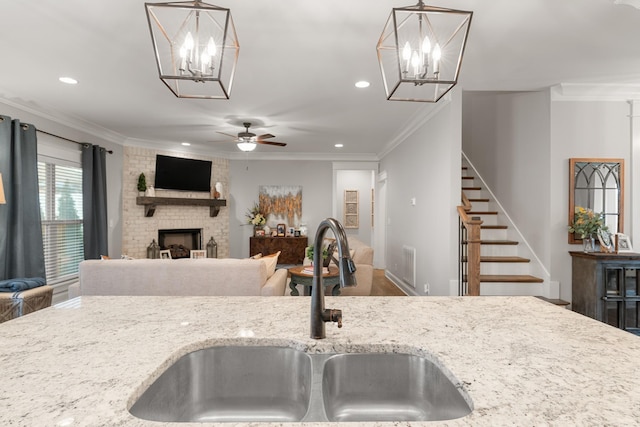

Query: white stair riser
480 282 545 296
481 263 532 275
469 201 489 211
462 189 483 199
480 245 519 257
480 228 507 240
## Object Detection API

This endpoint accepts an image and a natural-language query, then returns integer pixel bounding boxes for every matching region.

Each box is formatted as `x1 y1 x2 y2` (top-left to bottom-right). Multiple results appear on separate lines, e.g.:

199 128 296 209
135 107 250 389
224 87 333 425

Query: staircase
460 163 553 298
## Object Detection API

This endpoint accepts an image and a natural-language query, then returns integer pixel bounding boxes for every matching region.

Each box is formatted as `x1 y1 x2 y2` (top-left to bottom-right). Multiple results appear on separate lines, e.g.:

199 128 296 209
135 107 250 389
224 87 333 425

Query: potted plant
306 241 336 267
246 202 267 236
568 206 607 252
137 173 147 196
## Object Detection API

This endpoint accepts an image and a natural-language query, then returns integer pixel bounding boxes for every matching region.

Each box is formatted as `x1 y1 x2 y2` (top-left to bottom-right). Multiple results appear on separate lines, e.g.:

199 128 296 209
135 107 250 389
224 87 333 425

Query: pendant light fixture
145 1 239 99
376 1 472 102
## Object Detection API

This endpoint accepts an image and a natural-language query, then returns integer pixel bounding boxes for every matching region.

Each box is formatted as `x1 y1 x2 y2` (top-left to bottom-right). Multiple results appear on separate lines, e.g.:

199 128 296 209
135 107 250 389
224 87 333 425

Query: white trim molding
551 83 640 102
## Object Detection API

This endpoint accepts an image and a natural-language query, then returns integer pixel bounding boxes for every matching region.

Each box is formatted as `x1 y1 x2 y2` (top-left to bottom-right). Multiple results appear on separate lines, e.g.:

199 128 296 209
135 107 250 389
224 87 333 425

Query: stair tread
536 296 570 306
480 274 544 283
468 198 490 202
468 211 498 215
462 256 530 263
462 176 474 180
483 256 531 263
481 225 508 229
462 240 519 245
462 186 482 190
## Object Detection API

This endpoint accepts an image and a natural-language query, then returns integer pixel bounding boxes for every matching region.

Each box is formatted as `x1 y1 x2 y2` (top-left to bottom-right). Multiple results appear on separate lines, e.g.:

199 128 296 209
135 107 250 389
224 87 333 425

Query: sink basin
321 353 472 422
130 347 472 423
129 346 312 422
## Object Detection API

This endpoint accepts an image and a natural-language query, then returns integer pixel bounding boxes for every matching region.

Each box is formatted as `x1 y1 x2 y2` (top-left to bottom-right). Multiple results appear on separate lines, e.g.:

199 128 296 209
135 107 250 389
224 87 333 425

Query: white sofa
68 258 287 298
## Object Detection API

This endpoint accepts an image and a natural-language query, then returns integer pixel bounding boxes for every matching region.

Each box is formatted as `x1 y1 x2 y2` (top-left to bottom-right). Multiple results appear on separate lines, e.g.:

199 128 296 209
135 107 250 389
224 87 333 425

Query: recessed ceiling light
181 142 191 146
58 77 78 85
355 81 370 88
335 143 344 148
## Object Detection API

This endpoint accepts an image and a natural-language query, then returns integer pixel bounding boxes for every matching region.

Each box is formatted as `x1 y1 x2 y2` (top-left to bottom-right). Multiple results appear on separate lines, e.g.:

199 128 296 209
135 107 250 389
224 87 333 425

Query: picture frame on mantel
277 223 286 237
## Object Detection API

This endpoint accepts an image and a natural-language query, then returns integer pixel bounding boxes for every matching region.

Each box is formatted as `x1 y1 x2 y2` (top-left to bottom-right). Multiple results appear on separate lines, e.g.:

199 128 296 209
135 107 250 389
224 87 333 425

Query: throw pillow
261 251 281 278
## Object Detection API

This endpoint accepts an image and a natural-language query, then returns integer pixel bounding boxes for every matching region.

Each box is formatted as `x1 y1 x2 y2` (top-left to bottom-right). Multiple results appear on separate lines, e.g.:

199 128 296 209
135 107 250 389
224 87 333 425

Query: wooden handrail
458 191 482 296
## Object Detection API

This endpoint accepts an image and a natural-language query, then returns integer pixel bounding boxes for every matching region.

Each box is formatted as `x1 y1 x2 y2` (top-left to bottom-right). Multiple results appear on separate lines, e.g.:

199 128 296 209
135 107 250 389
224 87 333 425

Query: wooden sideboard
250 236 308 265
570 251 640 335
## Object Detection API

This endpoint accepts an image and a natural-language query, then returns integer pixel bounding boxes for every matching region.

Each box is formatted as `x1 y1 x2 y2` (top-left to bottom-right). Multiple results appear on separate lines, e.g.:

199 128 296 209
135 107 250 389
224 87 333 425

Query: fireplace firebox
158 228 202 259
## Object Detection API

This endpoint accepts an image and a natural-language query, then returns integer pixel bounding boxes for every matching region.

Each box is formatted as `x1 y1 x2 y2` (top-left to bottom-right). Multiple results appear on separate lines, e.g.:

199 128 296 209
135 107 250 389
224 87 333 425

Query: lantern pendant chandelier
376 0 472 102
145 1 239 99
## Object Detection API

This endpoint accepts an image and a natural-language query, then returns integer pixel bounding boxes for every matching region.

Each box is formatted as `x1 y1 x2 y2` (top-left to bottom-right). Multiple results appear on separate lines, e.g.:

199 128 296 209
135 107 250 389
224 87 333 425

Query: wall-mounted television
154 154 212 192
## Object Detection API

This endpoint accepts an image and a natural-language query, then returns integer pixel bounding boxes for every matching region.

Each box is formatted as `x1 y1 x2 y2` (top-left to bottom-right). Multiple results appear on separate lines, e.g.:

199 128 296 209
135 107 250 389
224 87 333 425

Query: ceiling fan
217 122 287 151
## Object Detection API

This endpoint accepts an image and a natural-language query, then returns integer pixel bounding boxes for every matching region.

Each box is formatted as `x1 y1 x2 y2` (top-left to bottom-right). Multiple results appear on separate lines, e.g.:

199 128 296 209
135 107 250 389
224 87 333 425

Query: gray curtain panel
0 115 46 281
82 144 108 259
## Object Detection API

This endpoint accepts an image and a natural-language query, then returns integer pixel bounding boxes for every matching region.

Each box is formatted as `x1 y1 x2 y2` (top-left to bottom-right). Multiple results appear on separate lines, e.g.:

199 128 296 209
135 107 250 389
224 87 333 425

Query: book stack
302 266 329 275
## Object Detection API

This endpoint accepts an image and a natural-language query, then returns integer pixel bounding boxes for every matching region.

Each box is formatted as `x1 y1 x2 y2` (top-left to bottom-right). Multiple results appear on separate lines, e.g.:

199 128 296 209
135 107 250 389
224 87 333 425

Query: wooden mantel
136 196 227 217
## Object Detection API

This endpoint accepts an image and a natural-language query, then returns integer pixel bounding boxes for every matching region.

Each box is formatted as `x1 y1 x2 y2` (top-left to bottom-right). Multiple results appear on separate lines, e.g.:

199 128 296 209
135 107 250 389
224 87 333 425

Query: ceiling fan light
237 141 257 152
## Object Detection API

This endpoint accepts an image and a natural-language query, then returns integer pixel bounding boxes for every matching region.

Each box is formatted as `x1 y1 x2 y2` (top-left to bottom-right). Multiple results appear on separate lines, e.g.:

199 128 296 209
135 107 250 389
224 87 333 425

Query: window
38 159 83 286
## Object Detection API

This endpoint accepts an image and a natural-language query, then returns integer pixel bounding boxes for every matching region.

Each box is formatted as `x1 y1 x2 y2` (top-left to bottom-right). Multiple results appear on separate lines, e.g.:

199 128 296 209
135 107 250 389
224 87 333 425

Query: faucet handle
324 309 343 328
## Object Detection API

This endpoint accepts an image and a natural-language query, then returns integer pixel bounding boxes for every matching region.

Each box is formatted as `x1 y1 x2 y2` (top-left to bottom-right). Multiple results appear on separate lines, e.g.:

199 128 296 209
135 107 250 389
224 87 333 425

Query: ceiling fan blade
257 133 275 140
258 140 287 147
216 131 239 139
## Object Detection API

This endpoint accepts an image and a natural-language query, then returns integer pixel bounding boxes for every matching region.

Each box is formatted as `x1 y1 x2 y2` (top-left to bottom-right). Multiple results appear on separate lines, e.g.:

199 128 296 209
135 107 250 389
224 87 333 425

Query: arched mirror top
569 158 624 244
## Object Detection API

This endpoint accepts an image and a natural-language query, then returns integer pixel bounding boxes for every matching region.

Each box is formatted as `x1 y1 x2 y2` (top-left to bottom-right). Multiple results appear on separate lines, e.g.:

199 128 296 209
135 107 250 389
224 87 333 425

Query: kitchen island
1 296 639 426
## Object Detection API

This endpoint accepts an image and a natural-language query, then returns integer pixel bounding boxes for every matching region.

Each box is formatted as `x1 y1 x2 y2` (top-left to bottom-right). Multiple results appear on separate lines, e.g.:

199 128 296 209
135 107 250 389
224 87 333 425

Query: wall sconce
376 1 472 102
145 1 240 99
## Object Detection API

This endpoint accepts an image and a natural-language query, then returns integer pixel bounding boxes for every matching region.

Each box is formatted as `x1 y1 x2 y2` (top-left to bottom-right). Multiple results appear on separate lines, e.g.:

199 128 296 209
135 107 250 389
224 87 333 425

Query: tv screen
154 155 212 192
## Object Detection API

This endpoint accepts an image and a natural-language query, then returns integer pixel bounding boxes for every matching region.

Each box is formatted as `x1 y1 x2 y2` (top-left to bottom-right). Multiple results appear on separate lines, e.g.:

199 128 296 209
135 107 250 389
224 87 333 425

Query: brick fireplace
121 146 229 259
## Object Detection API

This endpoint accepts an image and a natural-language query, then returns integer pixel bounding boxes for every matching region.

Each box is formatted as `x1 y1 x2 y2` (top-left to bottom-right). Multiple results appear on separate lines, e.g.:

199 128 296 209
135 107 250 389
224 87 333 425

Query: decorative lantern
206 236 218 258
147 239 161 259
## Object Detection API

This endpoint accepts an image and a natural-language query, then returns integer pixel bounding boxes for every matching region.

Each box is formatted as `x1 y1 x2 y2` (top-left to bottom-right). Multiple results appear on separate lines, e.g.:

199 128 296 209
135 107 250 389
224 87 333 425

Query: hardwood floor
370 269 406 296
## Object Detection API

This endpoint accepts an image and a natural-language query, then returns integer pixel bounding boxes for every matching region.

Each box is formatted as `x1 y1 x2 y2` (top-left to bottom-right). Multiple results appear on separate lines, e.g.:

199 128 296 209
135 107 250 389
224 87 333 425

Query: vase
583 234 596 253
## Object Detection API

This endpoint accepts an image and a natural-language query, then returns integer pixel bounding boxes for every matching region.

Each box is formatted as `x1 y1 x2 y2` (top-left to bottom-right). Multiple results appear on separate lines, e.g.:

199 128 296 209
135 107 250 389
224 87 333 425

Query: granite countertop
1 296 639 426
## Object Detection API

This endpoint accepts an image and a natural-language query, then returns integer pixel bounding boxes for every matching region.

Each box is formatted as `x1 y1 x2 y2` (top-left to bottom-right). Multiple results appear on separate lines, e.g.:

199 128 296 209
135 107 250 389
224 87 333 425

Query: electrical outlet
424 283 430 295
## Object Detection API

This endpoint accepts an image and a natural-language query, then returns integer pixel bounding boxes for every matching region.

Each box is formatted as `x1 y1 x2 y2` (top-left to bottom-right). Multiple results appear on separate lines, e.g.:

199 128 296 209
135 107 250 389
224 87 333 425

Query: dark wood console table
250 236 308 265
570 251 640 335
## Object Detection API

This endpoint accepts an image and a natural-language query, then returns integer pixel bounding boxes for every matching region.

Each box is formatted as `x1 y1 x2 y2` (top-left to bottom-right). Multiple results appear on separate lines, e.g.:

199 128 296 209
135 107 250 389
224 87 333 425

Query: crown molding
551 83 640 101
0 95 126 145
614 0 640 10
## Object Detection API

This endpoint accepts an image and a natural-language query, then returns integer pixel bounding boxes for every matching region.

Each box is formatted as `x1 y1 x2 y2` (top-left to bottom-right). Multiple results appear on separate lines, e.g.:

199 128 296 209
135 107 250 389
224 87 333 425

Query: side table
288 265 341 296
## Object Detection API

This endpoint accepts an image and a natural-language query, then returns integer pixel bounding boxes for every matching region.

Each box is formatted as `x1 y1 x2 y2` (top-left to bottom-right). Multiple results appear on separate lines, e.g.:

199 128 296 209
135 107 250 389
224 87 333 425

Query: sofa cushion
261 251 281 278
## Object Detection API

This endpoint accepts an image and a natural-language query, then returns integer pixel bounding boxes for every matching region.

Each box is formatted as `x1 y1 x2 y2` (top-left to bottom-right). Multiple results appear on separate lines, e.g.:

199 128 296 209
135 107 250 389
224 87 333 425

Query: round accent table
288 265 341 296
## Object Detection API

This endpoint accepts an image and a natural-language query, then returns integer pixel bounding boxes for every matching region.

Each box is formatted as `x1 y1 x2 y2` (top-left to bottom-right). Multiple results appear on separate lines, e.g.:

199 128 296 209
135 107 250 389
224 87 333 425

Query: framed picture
615 233 633 253
597 229 614 253
255 229 265 237
294 230 301 237
190 249 206 259
277 223 286 237
159 249 172 259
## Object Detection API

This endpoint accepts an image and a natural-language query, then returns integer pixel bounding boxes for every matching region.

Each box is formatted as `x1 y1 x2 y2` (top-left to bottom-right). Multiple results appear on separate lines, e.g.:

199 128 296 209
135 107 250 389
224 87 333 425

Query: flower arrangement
246 202 266 226
568 206 607 238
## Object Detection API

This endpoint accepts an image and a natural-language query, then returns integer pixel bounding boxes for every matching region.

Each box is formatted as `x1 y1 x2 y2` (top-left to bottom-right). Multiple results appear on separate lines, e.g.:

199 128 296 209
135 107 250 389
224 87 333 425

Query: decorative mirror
569 158 624 244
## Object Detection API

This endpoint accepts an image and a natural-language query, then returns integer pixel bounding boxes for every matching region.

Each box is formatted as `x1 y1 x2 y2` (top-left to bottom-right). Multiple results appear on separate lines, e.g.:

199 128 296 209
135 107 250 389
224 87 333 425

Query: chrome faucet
310 218 357 339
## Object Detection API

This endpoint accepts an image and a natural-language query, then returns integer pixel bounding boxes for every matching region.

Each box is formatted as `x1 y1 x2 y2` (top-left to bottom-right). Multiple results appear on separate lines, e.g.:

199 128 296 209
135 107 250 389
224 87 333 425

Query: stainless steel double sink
129 346 472 423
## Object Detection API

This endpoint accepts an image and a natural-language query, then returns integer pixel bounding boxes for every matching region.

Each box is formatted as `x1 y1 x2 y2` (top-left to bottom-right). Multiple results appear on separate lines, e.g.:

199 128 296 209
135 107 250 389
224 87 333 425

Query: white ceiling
1 0 640 160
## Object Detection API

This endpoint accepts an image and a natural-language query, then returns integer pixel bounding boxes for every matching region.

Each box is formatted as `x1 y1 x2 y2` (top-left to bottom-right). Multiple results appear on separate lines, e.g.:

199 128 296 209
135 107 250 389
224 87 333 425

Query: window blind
38 161 84 285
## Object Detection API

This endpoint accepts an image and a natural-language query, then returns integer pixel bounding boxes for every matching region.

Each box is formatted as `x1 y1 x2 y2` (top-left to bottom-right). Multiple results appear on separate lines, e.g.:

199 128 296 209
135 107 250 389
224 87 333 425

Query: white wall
379 93 462 296
462 91 552 270
228 159 334 259
335 169 374 245
550 99 631 303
